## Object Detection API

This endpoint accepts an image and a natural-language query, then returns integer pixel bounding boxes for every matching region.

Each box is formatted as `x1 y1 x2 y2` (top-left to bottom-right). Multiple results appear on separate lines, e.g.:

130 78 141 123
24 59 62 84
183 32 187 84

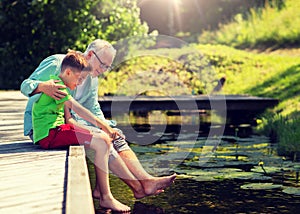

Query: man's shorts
88 126 130 153
38 124 93 149
112 128 130 152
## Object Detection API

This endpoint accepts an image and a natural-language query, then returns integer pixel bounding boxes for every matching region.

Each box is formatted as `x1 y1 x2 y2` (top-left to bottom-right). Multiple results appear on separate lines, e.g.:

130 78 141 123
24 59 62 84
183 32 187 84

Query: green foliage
0 0 149 89
199 0 300 49
194 0 300 159
98 46 218 96
258 113 300 161
92 0 149 42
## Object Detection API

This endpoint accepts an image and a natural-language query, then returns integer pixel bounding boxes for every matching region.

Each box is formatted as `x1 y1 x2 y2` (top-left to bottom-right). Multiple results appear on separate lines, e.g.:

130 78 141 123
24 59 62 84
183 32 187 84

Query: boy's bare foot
99 196 131 212
93 186 156 200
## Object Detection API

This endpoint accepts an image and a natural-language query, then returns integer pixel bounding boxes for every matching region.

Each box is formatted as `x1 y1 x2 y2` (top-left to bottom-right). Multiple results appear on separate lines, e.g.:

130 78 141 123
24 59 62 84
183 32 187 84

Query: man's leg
111 131 176 195
118 148 176 196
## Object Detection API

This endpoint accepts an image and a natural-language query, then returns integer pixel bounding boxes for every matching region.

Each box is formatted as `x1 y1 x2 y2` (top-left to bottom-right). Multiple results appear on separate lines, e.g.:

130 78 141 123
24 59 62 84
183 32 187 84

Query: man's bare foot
133 188 164 199
139 173 177 198
94 173 177 200
99 196 131 212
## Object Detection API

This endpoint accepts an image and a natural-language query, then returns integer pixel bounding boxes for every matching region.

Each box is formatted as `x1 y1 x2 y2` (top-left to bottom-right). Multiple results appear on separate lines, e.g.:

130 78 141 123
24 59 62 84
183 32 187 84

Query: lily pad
282 187 300 196
240 183 283 190
211 171 271 181
175 168 271 182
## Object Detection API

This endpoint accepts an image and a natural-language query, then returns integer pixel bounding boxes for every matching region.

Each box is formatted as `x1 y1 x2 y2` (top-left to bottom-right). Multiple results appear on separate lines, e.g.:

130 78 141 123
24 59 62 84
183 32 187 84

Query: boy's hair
61 50 88 73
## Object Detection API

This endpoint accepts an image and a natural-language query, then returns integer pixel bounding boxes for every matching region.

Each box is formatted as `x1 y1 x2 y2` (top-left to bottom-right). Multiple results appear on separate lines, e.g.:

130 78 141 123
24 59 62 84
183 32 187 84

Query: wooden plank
0 142 67 214
66 146 95 214
0 91 28 143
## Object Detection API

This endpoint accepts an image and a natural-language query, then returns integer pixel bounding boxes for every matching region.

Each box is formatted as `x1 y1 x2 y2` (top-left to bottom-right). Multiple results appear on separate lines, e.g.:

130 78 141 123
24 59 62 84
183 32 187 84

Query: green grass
199 0 300 49
195 44 300 116
102 44 300 116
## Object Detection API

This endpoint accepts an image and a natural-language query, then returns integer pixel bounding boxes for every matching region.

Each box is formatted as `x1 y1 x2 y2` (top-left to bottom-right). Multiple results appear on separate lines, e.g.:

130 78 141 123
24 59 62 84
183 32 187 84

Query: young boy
32 51 131 212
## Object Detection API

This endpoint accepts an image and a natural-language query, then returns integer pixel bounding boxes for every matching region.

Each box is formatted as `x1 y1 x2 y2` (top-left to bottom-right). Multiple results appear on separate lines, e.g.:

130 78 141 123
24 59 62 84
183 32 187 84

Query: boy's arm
64 97 118 138
64 106 91 131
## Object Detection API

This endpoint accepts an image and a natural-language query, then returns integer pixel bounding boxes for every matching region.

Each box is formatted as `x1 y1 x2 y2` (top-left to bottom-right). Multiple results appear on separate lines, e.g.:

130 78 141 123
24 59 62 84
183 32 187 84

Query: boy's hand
40 79 67 100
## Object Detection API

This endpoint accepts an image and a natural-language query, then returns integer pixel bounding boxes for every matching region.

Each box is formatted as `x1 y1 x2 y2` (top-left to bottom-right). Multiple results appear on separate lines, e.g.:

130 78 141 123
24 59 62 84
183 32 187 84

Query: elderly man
20 39 176 201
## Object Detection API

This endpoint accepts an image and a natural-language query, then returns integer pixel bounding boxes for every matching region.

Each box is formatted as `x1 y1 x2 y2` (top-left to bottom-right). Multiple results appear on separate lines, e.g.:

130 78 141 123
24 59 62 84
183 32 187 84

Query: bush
258 112 300 161
0 0 149 89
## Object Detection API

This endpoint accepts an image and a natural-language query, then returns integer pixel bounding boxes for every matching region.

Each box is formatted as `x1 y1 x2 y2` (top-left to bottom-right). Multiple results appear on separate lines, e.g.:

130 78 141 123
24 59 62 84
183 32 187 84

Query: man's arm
20 55 67 100
72 76 117 127
31 79 67 99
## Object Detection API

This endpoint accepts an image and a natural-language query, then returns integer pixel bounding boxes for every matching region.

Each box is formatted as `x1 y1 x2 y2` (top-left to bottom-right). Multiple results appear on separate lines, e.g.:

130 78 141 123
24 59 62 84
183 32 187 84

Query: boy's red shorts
38 124 93 149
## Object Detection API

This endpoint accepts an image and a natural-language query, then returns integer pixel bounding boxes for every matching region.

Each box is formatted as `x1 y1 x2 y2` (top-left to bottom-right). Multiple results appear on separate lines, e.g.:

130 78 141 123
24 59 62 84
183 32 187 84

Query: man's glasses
92 50 112 71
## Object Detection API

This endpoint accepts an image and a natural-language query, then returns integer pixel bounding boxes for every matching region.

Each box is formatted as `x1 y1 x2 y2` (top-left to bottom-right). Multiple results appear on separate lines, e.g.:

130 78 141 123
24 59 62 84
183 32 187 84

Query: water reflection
88 112 300 213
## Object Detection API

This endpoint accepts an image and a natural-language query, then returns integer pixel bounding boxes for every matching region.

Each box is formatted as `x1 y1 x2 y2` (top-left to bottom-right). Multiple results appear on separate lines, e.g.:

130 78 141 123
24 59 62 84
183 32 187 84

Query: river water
87 111 300 214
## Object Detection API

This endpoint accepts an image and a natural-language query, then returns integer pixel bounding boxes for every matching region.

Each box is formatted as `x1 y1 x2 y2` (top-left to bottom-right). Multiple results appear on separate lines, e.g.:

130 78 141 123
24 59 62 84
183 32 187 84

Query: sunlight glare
172 0 181 5
171 0 182 33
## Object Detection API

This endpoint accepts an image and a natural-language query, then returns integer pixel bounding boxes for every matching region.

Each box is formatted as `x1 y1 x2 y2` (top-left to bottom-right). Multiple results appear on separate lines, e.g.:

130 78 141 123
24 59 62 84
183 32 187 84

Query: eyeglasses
92 50 112 71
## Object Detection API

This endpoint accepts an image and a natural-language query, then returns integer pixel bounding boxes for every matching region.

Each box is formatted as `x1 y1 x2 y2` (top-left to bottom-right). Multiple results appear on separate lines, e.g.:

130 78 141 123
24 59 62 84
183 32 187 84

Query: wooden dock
0 91 94 214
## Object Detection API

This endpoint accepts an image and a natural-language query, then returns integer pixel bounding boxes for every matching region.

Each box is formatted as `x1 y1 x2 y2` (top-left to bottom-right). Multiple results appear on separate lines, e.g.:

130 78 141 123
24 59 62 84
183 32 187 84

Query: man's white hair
85 39 116 57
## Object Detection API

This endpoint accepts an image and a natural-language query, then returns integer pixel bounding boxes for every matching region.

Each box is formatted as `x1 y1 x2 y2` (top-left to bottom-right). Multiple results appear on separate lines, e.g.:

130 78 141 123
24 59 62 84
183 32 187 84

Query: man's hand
34 79 67 100
104 127 124 141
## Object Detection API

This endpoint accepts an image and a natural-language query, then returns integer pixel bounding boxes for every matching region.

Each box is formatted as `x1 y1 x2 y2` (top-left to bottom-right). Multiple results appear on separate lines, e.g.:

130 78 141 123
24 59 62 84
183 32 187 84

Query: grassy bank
199 0 300 49
195 0 300 160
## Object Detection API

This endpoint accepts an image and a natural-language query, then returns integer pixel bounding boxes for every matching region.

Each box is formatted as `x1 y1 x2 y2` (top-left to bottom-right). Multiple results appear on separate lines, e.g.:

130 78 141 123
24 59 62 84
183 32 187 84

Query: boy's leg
89 133 130 212
82 126 176 198
39 125 130 212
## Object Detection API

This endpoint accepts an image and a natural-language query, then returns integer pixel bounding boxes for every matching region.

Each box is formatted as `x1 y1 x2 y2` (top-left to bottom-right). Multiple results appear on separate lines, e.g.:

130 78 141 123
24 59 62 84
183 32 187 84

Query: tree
0 0 149 89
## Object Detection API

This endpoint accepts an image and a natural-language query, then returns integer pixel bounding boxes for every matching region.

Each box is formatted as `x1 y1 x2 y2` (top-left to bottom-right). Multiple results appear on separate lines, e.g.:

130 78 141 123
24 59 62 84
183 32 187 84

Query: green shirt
32 75 71 143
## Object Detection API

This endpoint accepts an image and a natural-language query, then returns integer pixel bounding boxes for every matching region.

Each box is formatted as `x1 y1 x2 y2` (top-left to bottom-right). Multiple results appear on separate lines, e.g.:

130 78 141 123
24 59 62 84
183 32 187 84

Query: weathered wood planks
0 141 67 214
66 146 95 214
0 91 95 214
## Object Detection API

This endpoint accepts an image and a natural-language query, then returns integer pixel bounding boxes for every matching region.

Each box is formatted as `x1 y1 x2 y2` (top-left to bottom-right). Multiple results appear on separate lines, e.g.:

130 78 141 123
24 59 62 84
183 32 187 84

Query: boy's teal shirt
20 54 116 137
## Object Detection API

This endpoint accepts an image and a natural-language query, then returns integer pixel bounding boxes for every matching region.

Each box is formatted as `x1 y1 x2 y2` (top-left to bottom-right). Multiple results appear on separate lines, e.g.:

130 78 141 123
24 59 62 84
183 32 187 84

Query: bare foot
99 196 131 212
133 188 164 199
92 188 100 200
140 173 177 198
94 174 177 200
